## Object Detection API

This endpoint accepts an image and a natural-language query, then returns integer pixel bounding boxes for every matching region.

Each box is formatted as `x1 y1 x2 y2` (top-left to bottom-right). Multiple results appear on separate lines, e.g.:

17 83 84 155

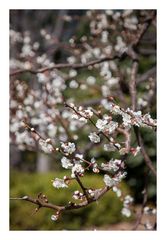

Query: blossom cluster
108 102 157 129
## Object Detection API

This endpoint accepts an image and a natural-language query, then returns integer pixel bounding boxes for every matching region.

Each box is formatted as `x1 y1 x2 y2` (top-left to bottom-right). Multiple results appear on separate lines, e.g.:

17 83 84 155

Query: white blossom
104 143 116 151
144 206 150 214
145 221 153 230
71 163 84 178
39 139 54 153
86 76 96 85
123 195 134 207
121 207 131 217
37 73 48 83
119 148 128 155
108 121 118 134
75 153 84 160
69 80 79 89
88 132 100 143
103 174 117 187
152 209 157 215
101 159 122 172
115 171 127 182
61 157 73 169
72 190 84 200
91 158 99 173
144 206 156 215
52 178 68 188
61 142 76 155
67 56 76 64
112 186 122 197
96 118 118 134
96 119 108 130
51 215 58 221
80 108 93 119
47 124 57 138
69 69 77 77
101 99 113 111
101 85 110 97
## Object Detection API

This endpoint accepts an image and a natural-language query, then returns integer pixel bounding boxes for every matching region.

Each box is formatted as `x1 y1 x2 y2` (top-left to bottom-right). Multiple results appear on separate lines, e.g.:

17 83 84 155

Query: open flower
88 132 100 143
103 174 117 187
52 178 68 188
121 207 131 217
71 163 84 178
61 157 73 169
61 142 76 155
38 139 54 153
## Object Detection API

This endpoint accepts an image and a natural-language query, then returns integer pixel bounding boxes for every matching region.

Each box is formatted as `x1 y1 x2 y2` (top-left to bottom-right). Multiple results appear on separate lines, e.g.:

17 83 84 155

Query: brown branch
129 60 139 112
10 186 110 213
132 171 149 230
10 55 122 77
117 127 131 153
10 196 63 211
74 173 90 202
134 127 156 176
22 121 45 140
132 11 156 48
137 67 156 84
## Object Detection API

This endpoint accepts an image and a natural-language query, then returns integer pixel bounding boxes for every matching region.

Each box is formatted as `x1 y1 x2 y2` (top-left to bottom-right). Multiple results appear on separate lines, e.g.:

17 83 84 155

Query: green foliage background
10 170 131 230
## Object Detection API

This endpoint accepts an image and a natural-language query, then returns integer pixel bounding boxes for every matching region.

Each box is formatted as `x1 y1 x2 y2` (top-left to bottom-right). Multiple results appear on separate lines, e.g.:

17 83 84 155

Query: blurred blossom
61 157 73 169
86 76 96 85
88 132 100 143
61 142 76 155
121 207 131 217
52 178 68 188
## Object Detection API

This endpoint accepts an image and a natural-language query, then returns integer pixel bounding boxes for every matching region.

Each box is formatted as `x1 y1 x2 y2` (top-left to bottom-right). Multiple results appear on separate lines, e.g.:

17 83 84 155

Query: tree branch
134 127 156 176
10 55 122 76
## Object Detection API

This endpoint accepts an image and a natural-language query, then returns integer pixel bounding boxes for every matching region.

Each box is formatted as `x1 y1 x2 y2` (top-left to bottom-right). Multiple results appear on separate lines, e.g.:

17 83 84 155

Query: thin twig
134 127 156 176
132 171 149 230
10 55 122 76
10 186 110 212
129 60 139 112
74 173 90 202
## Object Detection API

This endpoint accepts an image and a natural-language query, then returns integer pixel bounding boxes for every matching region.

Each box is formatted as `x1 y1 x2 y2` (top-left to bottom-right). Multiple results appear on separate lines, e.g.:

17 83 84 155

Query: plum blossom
145 221 153 230
91 158 99 173
121 194 133 217
61 142 76 155
144 206 156 215
61 157 73 169
121 207 131 217
96 119 108 130
71 106 93 123
104 143 116 151
123 195 134 206
88 132 100 143
101 159 123 172
86 76 96 85
96 118 118 134
71 163 84 178
113 186 122 197
72 190 84 200
103 174 117 187
38 139 54 153
51 215 58 221
52 178 68 188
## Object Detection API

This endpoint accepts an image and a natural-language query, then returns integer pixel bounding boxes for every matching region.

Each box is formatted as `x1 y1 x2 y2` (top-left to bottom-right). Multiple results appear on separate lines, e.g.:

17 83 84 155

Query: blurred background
10 10 156 230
